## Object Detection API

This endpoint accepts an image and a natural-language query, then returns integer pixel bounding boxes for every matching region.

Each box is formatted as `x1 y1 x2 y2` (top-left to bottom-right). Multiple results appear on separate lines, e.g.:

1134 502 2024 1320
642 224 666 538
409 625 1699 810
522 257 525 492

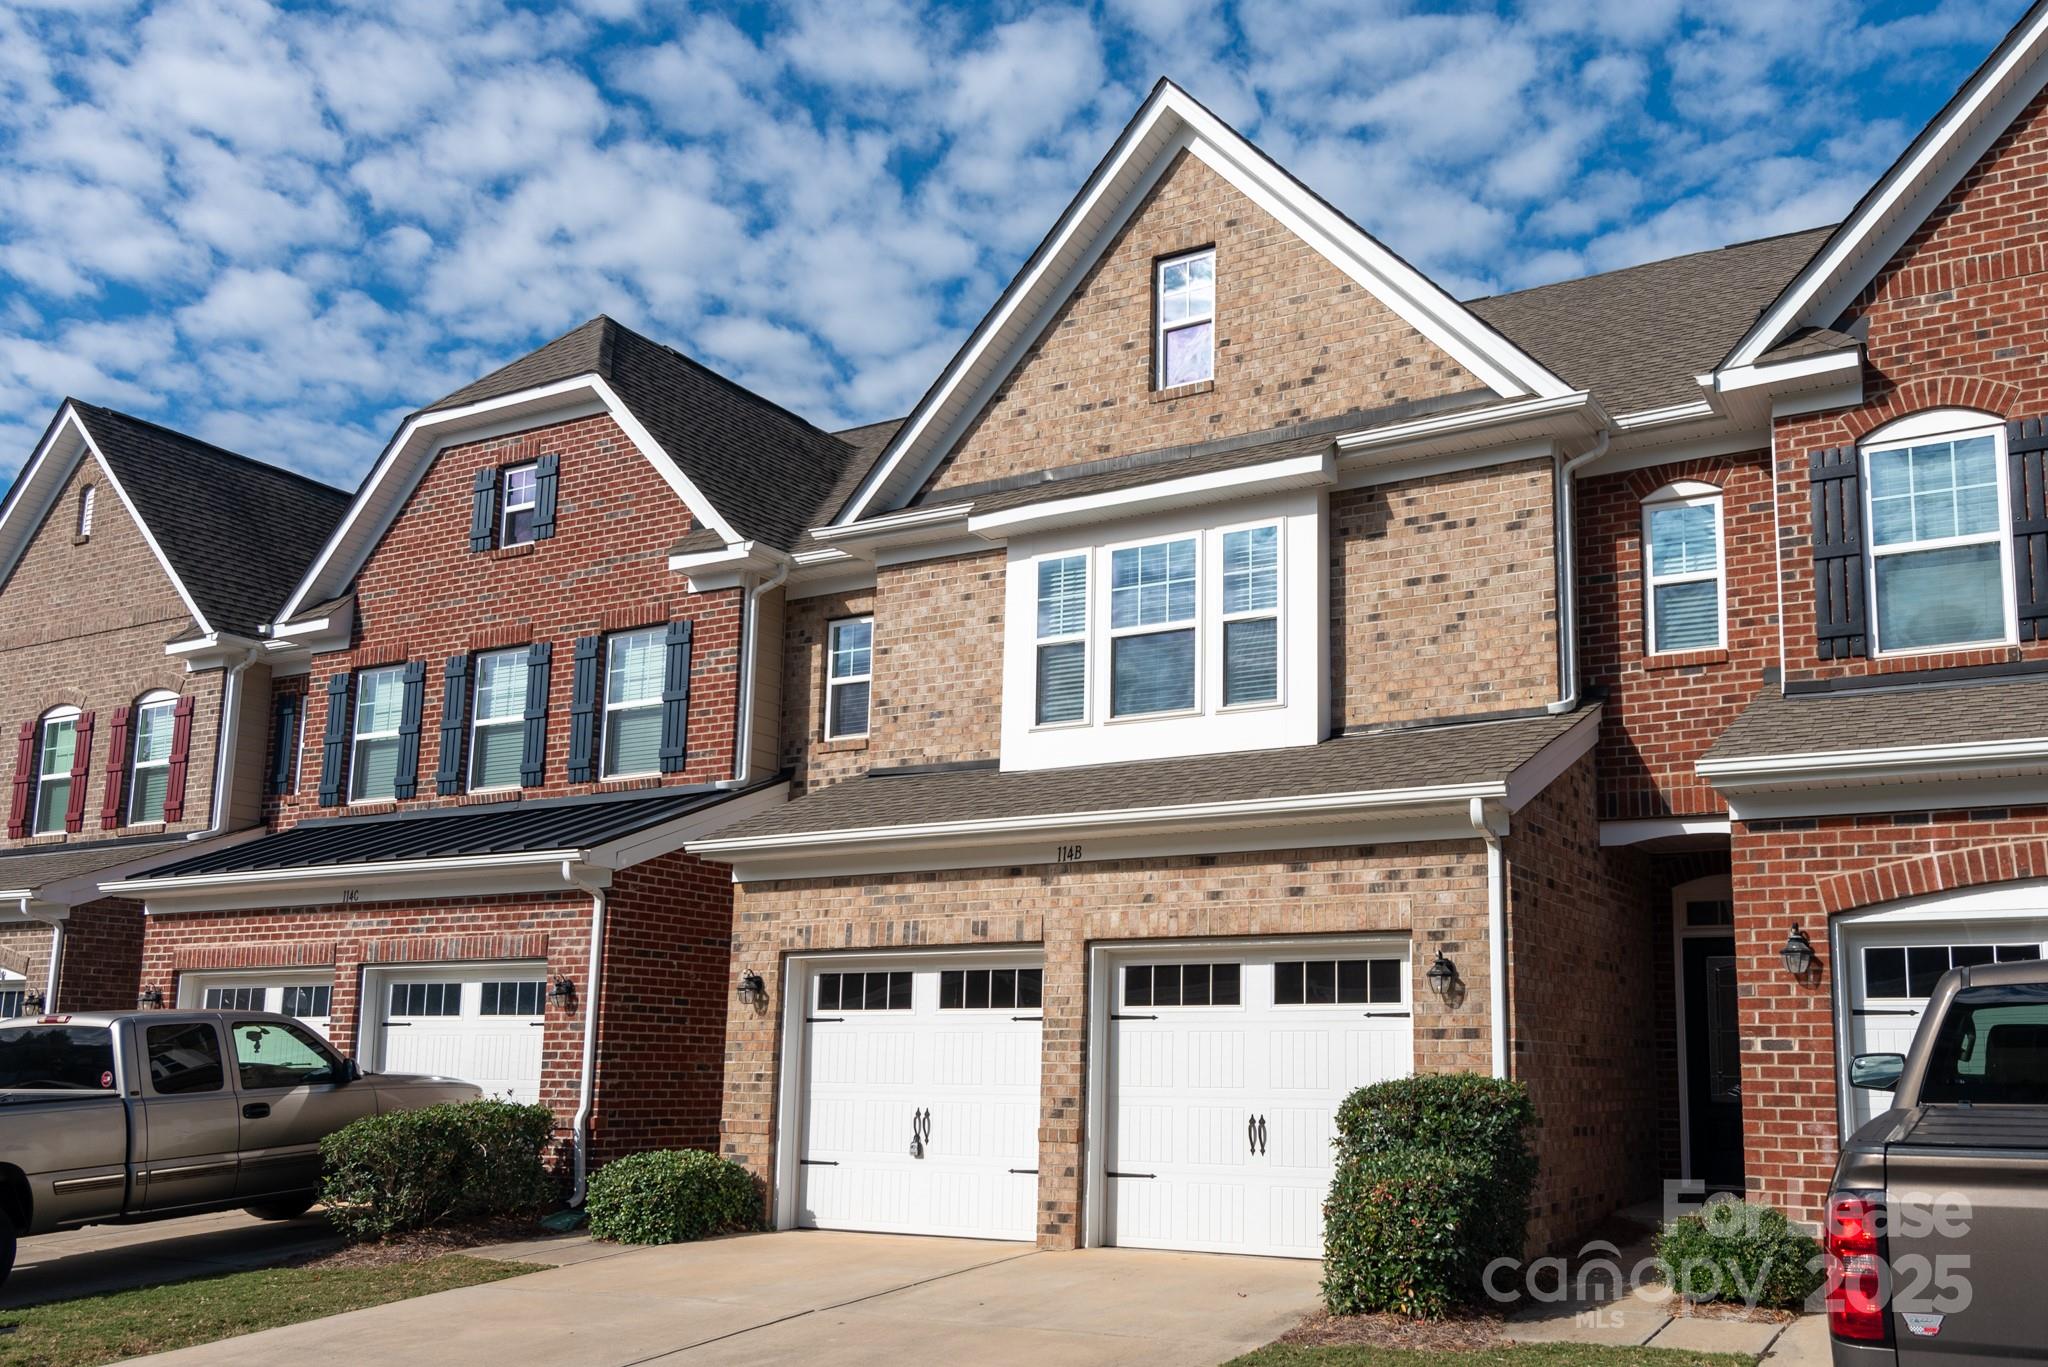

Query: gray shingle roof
69 404 352 638
706 711 1589 844
426 317 864 552
1465 227 1836 415
0 836 193 894
1704 674 2048 765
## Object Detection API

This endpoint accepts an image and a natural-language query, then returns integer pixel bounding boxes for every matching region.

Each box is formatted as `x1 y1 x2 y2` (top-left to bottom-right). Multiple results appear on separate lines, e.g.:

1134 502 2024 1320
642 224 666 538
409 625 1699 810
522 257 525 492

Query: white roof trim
1697 734 2048 784
836 80 1571 526
964 450 1335 538
280 374 743 622
1722 3 2048 369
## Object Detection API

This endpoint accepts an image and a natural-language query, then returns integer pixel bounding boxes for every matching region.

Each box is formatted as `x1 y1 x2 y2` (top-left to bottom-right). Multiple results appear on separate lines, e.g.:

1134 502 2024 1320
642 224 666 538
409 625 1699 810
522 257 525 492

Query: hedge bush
585 1149 761 1245
319 1100 555 1241
1656 1199 1825 1310
1322 1073 1537 1319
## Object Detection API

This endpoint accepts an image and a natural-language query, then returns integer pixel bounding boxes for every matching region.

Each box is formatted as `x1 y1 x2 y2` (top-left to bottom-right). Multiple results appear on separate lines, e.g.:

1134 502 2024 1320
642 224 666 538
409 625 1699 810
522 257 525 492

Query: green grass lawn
1227 1346 1757 1367
0 1254 532 1367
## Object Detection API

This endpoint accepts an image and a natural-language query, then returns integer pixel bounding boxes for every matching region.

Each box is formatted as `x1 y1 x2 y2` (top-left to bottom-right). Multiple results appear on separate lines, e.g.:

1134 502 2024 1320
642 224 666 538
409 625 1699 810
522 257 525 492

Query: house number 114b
1055 844 1083 863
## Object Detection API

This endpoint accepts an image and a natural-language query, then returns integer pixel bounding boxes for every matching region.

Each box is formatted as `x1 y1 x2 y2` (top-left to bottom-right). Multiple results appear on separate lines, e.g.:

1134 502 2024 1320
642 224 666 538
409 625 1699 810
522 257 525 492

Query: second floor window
826 618 872 739
128 692 178 823
1036 557 1087 725
34 708 78 836
1644 487 1724 654
603 628 663 778
500 463 538 547
470 649 529 791
1110 536 1198 717
351 665 405 801
1157 248 1215 388
1863 419 2010 654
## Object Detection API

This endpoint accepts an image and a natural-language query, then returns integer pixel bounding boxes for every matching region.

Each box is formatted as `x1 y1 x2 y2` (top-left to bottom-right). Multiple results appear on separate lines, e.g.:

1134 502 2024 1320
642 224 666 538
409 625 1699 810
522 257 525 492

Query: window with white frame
1643 486 1724 654
1220 525 1280 704
76 485 94 540
1156 249 1215 388
1110 536 1198 717
350 665 405 801
33 707 78 835
1035 557 1087 725
500 463 538 547
602 628 664 778
127 691 178 824
469 648 529 791
825 618 872 739
1862 414 2012 654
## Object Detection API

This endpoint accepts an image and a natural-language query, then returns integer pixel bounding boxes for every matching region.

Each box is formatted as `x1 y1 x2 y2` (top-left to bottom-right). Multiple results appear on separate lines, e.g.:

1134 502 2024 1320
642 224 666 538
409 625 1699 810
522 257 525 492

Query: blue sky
0 0 2029 487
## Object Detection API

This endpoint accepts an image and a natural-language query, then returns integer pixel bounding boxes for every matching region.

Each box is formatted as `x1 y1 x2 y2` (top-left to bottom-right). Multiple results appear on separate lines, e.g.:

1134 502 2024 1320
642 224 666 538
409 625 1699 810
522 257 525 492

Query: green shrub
319 1100 555 1241
1322 1073 1537 1318
585 1149 761 1245
1656 1200 1825 1310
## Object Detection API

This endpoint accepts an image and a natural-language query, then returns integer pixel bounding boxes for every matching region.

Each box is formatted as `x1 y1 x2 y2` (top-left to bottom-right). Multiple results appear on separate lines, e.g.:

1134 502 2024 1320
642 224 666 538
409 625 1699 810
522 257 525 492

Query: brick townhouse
0 402 348 1014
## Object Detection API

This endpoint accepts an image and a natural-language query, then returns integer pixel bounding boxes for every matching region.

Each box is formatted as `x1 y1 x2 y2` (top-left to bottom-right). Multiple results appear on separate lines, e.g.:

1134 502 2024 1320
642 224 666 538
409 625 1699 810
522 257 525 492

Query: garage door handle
1257 1115 1267 1156
1247 1115 1256 1155
1852 1009 1917 1017
243 1103 270 1119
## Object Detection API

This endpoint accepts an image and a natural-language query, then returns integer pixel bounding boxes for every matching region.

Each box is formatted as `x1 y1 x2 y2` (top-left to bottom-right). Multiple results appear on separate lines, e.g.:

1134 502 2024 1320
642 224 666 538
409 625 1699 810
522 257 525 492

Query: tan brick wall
720 840 1492 1250
926 149 1486 497
1332 458 1559 727
868 551 1003 769
0 450 223 844
780 587 875 796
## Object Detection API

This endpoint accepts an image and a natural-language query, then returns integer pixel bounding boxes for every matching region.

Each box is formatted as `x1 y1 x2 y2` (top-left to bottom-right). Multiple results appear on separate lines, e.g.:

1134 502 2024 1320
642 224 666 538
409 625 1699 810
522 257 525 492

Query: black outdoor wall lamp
547 976 576 1008
23 990 44 1012
1781 925 1817 978
137 986 164 1009
1425 951 1459 1000
736 971 768 1007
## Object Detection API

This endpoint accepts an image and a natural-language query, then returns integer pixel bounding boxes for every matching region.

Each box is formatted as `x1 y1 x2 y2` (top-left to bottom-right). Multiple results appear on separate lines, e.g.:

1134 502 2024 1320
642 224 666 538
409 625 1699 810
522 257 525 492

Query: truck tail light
1826 1191 1890 1344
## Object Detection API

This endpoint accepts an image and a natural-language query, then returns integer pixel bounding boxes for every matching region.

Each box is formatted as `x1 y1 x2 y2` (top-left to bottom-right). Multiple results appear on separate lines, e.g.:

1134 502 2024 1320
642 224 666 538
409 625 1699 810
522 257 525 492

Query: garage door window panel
481 980 544 1015
203 986 264 1011
390 981 461 1017
1274 958 1402 1007
1123 962 1241 1008
938 967 1042 1011
815 970 911 1012
280 985 330 1019
231 1019 338 1090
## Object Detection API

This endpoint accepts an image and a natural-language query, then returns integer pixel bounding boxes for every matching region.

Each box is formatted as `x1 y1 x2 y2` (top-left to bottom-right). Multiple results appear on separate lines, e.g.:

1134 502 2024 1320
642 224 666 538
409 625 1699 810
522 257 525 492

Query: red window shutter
162 695 196 823
7 721 34 839
100 706 132 830
63 711 95 833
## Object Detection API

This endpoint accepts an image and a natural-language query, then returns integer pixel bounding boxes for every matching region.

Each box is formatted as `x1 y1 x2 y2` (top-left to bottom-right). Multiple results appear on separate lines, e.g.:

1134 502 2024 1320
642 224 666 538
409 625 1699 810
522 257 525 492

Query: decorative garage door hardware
1106 1171 1157 1179
1109 1013 1157 1020
1246 1115 1268 1156
908 1107 932 1158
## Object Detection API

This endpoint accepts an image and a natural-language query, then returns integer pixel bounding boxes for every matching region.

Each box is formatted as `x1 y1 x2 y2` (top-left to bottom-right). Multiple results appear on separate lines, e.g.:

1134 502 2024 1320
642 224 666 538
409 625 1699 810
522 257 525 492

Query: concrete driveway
135 1230 1323 1367
2 1210 340 1309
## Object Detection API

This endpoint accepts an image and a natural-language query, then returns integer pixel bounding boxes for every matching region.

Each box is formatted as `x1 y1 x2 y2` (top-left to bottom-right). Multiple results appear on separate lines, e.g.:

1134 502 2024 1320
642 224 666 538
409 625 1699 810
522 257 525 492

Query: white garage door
370 964 547 1103
1104 945 1412 1258
1843 916 2047 1127
796 956 1042 1241
183 971 334 1039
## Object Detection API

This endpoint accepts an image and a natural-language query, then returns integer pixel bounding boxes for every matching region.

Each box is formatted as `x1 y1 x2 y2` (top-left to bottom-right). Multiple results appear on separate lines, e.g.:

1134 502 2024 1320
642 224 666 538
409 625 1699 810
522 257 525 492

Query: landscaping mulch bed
291 1212 559 1270
1275 1308 1508 1353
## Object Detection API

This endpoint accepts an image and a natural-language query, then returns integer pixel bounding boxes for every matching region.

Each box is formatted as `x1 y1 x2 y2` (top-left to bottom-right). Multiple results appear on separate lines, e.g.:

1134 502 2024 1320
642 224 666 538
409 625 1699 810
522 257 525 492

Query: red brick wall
272 412 741 828
1576 452 1774 819
53 899 144 1011
1774 85 2048 684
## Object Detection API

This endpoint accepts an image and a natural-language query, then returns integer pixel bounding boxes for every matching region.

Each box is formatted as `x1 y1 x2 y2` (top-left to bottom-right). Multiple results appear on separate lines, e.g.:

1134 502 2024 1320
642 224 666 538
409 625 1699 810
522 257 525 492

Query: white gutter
194 655 254 840
570 878 607 1205
1469 798 1510 1078
724 561 790 789
106 847 587 897
1548 431 1610 715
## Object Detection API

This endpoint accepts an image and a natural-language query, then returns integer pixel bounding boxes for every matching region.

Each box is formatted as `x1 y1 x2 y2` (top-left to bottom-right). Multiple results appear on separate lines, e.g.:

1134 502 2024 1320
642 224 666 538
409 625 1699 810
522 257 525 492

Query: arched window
1642 481 1724 654
1858 408 2013 655
33 705 81 836
128 691 179 824
76 484 95 540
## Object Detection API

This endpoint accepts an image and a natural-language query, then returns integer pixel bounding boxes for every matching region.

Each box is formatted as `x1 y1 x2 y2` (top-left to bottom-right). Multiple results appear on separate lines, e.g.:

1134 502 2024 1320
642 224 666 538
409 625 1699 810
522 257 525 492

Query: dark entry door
1682 936 1744 1191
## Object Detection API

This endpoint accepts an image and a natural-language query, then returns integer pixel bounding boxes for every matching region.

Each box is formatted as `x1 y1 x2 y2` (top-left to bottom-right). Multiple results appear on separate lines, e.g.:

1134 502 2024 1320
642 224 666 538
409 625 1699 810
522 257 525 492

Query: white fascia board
1334 440 1556 492
1332 392 1602 464
1589 426 1774 478
0 897 65 925
164 632 262 672
267 599 354 656
1705 348 1863 397
1599 816 1732 847
106 848 591 915
807 503 978 559
71 413 214 637
787 558 876 601
1614 400 1719 431
836 82 1568 526
1500 707 1604 811
586 782 790 871
0 410 87 598
1697 735 2048 784
1725 7 2048 368
1724 773 2048 823
670 541 790 592
964 451 1335 539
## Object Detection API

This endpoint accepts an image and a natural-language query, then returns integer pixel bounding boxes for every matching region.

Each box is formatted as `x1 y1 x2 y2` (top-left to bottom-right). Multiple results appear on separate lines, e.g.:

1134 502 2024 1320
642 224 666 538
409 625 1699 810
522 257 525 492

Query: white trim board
836 80 1570 526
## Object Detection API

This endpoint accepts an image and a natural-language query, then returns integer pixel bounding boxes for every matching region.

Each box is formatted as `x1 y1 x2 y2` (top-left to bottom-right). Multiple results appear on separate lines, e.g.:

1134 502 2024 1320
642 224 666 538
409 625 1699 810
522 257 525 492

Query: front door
1682 936 1743 1191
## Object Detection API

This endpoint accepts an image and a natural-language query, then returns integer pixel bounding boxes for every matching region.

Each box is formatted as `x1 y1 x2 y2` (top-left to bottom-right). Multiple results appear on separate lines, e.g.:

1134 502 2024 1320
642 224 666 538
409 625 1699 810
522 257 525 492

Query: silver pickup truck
0 1009 479 1285
1829 958 2048 1364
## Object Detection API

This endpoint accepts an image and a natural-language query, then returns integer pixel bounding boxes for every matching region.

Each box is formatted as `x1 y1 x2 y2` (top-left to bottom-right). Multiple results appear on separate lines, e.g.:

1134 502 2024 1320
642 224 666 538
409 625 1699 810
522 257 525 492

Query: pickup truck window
0 1023 115 1090
146 1022 225 1094
231 1019 338 1090
1921 986 2048 1105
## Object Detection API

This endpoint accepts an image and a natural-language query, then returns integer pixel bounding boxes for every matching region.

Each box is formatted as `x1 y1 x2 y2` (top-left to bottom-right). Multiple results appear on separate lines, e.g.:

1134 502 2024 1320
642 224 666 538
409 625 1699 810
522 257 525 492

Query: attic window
1156 248 1215 388
500 463 538 546
76 485 95 541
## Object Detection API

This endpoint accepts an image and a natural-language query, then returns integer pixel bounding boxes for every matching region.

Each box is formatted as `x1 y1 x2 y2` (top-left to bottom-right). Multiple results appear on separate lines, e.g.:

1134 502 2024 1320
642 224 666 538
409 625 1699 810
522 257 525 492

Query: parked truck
1830 957 2048 1364
0 1009 480 1285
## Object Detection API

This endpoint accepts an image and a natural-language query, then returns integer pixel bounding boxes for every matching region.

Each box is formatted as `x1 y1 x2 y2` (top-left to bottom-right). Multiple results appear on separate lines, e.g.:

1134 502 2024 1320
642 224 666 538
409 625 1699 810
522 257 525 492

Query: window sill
1642 648 1729 671
346 800 399 816
487 542 538 560
121 821 167 834
593 775 661 793
455 789 521 807
1151 379 1215 404
818 736 869 752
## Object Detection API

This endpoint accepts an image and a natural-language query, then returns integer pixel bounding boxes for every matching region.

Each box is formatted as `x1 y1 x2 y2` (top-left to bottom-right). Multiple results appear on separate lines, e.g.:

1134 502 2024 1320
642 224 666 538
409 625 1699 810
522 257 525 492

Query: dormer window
1156 248 1215 388
500 463 538 547
76 485 95 541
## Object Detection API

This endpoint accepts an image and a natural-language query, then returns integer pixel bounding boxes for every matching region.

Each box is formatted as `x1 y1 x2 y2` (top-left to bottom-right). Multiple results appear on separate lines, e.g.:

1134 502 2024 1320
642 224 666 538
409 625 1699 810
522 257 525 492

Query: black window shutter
318 673 351 807
659 619 693 774
1810 446 1867 659
521 641 553 787
568 636 601 782
435 655 471 796
393 661 427 800
533 453 560 540
268 691 301 796
469 466 500 553
2009 417 2048 641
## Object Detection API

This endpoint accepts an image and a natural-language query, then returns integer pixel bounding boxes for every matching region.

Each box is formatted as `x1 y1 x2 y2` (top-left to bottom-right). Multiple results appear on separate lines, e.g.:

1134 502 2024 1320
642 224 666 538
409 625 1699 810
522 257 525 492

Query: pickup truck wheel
0 1206 15 1288
243 1194 318 1221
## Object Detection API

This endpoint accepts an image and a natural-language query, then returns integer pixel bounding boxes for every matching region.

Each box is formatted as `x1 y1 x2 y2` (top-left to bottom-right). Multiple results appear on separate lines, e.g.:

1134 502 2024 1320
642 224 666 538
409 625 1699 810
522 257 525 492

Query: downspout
569 875 607 1205
43 916 65 1010
1469 798 1510 1079
192 654 254 839
1547 431 1611 715
723 562 789 789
